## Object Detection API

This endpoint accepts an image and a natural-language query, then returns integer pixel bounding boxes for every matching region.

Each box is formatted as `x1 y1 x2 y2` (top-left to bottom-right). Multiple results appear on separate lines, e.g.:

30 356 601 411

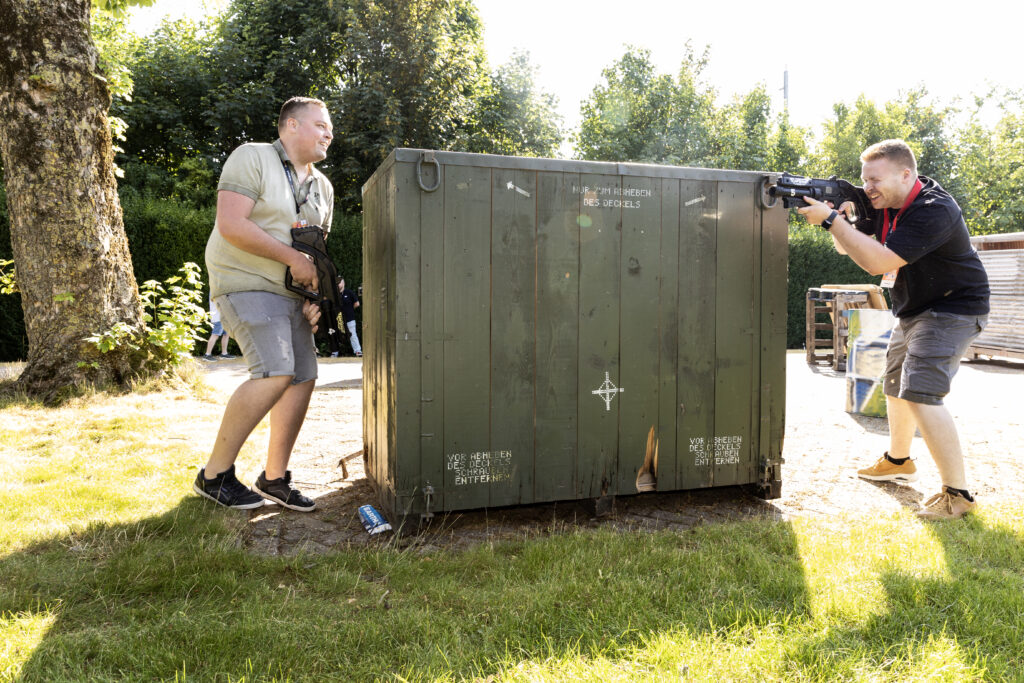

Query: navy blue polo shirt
855 176 989 318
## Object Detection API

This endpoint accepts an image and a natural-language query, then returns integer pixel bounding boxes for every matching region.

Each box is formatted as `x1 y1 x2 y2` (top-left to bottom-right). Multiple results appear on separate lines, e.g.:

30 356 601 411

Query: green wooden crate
361 150 787 526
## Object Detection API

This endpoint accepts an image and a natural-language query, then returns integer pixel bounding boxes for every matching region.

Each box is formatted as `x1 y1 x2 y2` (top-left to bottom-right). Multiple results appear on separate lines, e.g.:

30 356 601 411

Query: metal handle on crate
417 152 441 193
760 176 779 209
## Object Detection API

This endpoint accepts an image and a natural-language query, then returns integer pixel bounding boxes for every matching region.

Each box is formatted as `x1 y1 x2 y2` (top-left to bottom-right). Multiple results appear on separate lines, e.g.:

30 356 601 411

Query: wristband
820 210 839 231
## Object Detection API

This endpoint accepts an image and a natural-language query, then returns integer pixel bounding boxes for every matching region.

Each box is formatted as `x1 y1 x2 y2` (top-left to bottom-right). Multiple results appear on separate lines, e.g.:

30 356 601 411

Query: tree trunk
0 0 155 400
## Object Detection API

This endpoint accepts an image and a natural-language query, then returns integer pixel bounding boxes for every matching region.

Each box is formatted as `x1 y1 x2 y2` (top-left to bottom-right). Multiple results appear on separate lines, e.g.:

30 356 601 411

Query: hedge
0 193 365 362
2 200 875 361
786 224 884 349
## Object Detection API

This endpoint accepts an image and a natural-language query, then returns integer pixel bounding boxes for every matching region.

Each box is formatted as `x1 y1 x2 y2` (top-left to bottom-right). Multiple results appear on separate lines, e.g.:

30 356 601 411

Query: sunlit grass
1 383 1022 681
0 366 265 553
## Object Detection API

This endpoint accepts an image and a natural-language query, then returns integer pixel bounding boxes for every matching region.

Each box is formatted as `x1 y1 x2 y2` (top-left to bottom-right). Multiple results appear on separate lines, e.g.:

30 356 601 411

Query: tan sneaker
857 453 919 482
917 487 976 520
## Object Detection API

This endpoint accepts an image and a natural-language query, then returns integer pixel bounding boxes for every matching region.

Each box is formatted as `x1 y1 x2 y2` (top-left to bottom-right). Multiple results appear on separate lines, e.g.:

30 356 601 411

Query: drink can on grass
358 505 392 535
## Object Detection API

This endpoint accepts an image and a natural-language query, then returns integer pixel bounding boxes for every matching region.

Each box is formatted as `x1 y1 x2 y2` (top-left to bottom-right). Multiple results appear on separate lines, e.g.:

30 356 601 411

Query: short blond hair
860 139 917 176
278 97 327 131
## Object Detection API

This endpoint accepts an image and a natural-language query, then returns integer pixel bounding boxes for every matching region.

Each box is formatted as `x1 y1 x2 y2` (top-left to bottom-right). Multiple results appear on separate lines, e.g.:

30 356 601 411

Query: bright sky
130 0 1020 149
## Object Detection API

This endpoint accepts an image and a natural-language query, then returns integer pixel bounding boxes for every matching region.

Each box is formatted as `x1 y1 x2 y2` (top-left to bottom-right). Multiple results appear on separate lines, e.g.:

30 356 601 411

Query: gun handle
285 268 319 300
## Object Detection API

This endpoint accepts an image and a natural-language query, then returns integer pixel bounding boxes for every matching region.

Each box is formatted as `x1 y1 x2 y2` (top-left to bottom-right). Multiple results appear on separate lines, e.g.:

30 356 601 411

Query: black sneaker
253 470 316 512
193 465 265 509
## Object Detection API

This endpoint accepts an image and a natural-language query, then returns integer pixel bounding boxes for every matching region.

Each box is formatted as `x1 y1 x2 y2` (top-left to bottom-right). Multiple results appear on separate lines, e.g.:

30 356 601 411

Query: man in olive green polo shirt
193 96 334 512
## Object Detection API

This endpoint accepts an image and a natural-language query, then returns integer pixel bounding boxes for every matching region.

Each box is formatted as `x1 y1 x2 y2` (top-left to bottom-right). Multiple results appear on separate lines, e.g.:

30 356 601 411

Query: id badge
880 269 898 288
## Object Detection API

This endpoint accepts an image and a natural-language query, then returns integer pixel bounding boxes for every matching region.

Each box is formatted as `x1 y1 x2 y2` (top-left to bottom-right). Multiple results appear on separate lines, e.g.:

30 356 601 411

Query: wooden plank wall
617 175 662 494
442 165 492 511
676 179 718 489
369 159 781 517
713 182 756 487
577 173 622 499
490 169 538 507
534 172 579 503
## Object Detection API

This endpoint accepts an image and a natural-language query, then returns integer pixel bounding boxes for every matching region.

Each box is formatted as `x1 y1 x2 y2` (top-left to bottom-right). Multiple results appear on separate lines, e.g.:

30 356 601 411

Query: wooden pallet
805 288 871 371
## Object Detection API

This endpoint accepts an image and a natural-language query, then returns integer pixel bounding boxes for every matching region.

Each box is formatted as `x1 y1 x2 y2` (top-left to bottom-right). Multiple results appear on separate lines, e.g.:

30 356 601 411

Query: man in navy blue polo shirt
800 139 989 519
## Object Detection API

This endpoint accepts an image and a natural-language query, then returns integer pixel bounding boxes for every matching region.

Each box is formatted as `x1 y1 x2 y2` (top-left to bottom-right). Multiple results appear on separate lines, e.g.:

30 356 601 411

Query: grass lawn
2 372 1022 682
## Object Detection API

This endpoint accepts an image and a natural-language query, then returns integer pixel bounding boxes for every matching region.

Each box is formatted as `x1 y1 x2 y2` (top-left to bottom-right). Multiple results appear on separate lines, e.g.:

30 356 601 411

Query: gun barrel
768 185 823 200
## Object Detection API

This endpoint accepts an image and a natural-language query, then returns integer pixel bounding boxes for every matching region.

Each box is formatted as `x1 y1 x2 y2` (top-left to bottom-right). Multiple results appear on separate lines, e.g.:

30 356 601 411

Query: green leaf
92 0 156 18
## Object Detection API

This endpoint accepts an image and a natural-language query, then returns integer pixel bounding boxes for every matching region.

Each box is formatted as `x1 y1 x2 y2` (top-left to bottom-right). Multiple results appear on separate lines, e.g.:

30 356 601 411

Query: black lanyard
282 161 311 225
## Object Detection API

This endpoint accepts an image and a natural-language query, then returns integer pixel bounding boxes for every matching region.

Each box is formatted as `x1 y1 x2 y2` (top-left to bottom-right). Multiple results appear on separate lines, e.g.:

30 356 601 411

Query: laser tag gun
284 225 344 346
767 173 873 226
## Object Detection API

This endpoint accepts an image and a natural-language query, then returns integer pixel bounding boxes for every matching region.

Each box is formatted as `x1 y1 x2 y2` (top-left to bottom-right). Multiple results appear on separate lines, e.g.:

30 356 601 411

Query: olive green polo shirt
205 139 334 299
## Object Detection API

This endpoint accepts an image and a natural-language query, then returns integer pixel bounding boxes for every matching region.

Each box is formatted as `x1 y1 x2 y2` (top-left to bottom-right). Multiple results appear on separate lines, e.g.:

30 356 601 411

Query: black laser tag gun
284 225 344 346
767 173 872 226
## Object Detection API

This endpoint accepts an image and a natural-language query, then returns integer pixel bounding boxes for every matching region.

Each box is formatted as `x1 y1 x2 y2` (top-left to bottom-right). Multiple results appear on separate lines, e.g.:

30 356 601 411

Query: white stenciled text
446 450 514 486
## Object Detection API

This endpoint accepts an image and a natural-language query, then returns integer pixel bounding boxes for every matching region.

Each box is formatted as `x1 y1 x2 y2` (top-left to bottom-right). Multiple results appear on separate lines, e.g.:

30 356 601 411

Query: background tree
767 112 811 175
0 0 159 400
115 0 532 212
574 47 682 163
0 172 24 360
114 0 345 204
465 50 563 158
573 46 796 173
658 45 719 166
810 88 959 191
113 19 220 182
708 86 771 170
327 0 490 210
204 0 345 155
955 89 1024 235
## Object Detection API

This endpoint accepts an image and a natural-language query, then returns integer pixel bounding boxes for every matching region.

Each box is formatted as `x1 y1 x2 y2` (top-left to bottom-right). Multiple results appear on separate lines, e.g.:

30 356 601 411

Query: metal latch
417 152 441 193
421 484 435 522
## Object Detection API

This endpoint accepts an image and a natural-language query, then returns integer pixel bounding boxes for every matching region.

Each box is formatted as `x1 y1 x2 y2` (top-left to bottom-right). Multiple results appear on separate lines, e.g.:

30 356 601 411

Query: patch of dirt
222 353 1024 555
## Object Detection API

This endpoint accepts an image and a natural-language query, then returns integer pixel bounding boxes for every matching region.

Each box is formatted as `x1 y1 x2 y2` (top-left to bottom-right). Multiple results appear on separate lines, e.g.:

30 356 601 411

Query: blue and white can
358 505 392 535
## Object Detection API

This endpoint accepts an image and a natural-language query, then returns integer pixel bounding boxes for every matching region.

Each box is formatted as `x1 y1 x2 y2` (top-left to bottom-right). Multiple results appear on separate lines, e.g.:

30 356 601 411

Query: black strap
282 161 309 217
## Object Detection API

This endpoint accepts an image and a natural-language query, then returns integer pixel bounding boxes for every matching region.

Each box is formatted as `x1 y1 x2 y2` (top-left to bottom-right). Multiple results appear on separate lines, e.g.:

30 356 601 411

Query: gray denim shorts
215 291 317 384
884 310 986 405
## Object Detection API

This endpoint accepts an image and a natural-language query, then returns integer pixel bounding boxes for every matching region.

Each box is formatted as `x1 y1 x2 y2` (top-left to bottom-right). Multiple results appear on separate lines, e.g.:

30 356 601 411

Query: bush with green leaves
83 262 207 369
0 258 14 295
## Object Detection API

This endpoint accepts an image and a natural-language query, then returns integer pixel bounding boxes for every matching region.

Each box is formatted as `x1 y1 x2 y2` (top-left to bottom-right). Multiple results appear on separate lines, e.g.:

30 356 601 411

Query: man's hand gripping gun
284 225 344 345
766 173 872 226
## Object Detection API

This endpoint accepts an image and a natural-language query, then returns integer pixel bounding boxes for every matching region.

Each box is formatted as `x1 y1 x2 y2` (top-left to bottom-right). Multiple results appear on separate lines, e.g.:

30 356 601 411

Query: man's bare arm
216 190 318 290
799 198 906 275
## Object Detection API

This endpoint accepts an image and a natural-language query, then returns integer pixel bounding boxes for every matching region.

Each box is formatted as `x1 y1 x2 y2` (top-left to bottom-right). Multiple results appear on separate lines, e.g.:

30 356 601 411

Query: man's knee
247 373 295 390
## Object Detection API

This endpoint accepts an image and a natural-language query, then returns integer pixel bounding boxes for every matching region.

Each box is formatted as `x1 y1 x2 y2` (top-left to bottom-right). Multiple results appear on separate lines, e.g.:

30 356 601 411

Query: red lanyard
881 178 922 245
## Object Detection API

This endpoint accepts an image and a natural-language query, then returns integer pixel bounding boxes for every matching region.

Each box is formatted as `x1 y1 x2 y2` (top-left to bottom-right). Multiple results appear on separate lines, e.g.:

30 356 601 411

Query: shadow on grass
787 500 1024 679
3 494 811 681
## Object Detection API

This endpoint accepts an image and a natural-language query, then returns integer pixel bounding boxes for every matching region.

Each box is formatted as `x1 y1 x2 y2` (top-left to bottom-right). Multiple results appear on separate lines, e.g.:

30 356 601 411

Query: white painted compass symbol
592 372 624 411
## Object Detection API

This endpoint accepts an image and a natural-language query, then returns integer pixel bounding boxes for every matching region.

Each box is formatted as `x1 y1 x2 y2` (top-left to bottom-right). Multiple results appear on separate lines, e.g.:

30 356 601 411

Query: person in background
202 296 236 361
338 276 361 358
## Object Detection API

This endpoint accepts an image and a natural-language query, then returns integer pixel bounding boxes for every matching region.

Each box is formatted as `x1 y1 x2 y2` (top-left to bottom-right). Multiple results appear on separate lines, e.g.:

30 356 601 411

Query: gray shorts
884 310 986 406
215 291 317 384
